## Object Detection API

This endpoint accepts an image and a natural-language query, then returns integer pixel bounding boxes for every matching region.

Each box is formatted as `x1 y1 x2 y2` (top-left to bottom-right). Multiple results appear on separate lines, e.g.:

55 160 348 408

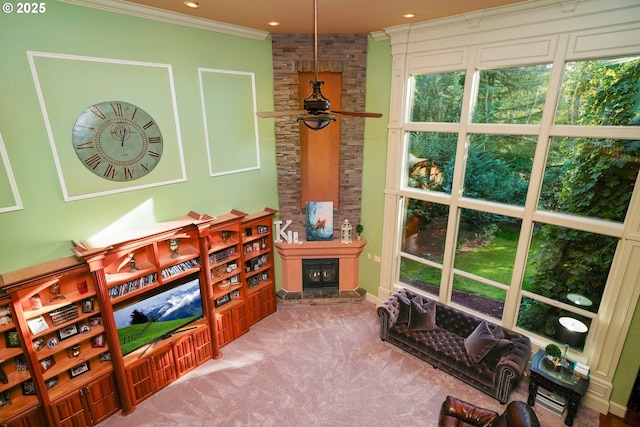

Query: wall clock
72 101 163 181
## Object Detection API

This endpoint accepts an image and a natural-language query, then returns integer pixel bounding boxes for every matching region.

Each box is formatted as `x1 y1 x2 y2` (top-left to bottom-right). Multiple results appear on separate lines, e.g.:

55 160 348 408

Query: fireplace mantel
275 240 366 303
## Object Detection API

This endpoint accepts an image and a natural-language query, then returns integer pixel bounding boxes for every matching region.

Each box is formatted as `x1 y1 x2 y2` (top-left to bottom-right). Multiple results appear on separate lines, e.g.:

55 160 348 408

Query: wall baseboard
609 401 628 418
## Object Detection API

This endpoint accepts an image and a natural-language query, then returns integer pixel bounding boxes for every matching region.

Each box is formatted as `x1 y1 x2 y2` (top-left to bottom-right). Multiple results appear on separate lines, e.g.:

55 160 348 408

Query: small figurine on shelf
169 239 180 258
28 294 43 310
116 253 136 273
67 344 81 358
129 256 139 272
49 282 65 302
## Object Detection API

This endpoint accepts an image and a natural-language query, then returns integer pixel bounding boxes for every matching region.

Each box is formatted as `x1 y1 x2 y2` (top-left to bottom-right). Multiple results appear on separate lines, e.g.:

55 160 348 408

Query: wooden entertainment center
0 208 277 426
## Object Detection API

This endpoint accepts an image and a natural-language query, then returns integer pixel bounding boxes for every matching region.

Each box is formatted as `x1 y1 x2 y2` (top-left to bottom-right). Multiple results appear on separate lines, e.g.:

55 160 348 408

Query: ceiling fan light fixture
298 114 335 130
303 80 331 113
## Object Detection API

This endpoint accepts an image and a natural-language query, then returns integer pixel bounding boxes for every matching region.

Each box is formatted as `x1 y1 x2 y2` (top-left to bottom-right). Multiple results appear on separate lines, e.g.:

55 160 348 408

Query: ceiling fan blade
331 110 383 118
256 110 307 118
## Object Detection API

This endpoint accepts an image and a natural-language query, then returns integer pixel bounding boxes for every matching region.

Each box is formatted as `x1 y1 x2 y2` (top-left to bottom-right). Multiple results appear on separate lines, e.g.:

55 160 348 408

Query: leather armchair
439 396 540 427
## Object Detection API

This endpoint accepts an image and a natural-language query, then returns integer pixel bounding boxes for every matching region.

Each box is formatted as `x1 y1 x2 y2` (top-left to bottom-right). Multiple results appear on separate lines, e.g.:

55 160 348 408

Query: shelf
243 247 270 260
210 268 240 285
40 343 109 382
242 232 270 245
246 279 275 294
34 325 105 360
158 249 200 268
212 283 243 300
0 321 16 334
0 345 24 360
214 298 244 313
209 238 240 254
209 250 241 268
159 258 200 282
0 392 39 422
105 264 156 286
28 307 100 341
108 272 158 301
0 369 31 394
22 290 98 322
103 245 156 277
47 359 113 402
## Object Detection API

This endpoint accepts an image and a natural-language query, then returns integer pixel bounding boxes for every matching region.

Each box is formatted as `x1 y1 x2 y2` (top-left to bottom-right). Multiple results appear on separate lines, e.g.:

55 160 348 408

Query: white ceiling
118 0 527 34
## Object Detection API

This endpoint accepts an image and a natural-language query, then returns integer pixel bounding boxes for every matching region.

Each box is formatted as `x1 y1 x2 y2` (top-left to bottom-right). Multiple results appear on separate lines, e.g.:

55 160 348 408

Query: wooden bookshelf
0 208 277 424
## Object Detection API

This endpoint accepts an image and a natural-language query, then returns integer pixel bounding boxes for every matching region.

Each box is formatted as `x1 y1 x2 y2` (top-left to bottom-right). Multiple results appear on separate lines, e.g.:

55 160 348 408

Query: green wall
358 37 391 296
0 2 277 272
611 301 640 408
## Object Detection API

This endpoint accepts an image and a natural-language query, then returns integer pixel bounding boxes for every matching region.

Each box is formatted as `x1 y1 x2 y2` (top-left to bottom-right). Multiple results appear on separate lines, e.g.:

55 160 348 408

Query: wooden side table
528 349 589 426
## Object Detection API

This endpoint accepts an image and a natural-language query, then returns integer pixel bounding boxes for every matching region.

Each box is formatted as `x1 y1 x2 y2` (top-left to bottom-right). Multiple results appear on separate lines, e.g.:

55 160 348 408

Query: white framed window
380 1 640 409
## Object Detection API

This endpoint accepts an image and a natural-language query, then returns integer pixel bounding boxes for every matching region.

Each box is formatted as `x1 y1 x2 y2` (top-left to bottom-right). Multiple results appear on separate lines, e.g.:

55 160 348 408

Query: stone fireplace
271 34 368 236
269 34 369 304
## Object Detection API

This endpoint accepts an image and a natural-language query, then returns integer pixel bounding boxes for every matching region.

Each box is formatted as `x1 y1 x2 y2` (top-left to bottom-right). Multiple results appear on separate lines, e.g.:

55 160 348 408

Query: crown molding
60 0 270 40
380 0 590 40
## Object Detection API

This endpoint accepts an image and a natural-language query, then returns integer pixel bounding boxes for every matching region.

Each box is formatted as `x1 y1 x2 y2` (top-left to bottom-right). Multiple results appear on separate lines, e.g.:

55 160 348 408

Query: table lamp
558 316 588 350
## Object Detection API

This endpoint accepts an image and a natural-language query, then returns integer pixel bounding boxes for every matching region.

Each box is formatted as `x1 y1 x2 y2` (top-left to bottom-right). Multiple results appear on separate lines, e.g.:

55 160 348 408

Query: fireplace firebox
302 258 339 291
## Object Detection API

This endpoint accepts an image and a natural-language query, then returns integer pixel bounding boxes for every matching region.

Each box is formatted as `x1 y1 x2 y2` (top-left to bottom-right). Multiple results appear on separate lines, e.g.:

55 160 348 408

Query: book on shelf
109 273 157 299
160 258 200 279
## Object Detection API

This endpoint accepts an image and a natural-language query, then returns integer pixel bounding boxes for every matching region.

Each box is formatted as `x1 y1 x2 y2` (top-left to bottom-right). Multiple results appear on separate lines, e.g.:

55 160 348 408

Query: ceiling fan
256 0 383 130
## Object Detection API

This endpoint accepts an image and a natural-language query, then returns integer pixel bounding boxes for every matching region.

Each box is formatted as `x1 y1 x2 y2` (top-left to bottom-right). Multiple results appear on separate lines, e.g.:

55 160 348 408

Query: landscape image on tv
113 276 203 356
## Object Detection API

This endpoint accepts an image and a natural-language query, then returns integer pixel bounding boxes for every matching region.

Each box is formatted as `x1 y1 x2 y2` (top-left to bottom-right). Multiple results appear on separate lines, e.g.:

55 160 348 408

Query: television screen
113 275 204 356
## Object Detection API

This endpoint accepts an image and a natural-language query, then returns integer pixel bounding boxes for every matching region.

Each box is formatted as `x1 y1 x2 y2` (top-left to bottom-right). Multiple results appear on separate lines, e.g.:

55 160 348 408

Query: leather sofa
439 396 540 427
378 288 531 403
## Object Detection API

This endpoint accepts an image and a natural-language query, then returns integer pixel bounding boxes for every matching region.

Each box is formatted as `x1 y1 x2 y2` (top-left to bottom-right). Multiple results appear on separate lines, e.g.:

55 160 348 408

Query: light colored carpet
101 301 599 426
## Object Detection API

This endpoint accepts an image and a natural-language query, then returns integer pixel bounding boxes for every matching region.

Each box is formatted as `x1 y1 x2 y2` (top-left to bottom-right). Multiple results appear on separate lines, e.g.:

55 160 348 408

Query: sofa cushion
483 324 514 366
397 293 412 325
410 297 437 331
464 321 498 363
484 338 514 366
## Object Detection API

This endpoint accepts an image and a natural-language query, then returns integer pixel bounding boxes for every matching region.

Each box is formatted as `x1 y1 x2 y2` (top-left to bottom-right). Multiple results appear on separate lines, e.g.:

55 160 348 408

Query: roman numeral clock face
72 101 163 181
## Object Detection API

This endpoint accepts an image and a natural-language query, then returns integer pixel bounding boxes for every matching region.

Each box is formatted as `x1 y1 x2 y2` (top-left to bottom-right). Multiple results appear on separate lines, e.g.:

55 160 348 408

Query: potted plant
355 224 364 240
545 343 562 366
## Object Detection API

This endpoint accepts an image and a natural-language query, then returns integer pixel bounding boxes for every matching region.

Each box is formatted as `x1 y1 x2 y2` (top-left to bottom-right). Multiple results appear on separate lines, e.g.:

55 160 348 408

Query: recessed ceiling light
268 21 280 27
184 1 200 8
404 13 415 19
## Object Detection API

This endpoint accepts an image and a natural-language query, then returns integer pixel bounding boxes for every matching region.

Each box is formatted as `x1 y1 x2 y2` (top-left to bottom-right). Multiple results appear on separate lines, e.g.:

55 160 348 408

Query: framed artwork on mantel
0 132 23 213
27 51 187 202
306 202 334 241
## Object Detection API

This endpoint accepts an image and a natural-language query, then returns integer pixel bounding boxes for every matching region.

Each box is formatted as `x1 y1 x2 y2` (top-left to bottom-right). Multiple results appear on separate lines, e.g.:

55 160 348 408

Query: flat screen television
113 274 204 356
